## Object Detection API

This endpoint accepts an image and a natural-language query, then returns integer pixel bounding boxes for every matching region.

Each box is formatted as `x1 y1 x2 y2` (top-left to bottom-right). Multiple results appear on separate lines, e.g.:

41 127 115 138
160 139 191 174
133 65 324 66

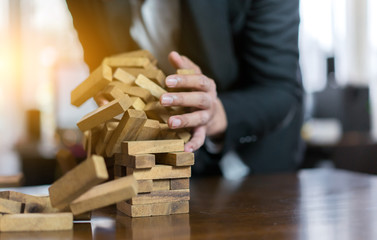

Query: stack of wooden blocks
71 50 195 217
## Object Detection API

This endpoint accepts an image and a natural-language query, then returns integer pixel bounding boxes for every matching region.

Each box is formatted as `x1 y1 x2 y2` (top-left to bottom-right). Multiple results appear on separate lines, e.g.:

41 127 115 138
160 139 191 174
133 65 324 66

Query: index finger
165 74 215 92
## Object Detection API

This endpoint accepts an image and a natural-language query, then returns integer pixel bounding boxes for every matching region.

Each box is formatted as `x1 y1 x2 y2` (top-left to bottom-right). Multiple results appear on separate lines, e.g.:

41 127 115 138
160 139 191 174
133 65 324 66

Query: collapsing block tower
70 50 195 217
115 139 194 217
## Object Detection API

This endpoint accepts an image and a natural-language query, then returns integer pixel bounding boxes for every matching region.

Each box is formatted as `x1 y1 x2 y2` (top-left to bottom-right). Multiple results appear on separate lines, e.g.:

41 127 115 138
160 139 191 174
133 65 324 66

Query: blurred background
0 0 376 185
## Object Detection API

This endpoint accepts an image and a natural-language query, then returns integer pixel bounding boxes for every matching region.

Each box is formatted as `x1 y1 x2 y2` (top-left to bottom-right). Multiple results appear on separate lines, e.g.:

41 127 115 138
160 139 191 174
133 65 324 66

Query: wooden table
1 168 377 239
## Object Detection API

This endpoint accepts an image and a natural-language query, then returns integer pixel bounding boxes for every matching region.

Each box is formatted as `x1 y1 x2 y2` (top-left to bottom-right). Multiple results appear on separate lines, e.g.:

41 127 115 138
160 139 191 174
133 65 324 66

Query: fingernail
166 77 178 87
161 95 173 105
171 118 181 128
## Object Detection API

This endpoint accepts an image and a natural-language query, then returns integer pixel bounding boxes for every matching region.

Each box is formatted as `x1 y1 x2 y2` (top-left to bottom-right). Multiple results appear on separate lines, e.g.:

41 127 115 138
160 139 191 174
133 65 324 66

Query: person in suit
66 0 303 175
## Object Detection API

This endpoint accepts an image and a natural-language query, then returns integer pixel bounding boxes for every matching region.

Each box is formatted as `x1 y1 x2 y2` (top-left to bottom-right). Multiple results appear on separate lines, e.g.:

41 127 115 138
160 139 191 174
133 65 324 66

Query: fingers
168 110 211 129
161 92 213 109
168 51 201 73
165 74 216 92
184 126 206 152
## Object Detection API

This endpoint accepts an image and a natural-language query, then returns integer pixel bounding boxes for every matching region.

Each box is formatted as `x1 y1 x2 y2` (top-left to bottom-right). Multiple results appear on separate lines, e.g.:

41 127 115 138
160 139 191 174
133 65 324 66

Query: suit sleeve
218 0 302 151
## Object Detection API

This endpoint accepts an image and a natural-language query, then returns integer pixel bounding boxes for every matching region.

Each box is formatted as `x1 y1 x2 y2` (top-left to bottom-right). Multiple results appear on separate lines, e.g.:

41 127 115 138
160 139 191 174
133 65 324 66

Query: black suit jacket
67 0 303 174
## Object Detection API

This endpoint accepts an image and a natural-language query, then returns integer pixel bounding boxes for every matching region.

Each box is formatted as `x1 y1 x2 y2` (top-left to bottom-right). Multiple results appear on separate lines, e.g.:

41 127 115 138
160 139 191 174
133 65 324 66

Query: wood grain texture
128 189 189 205
121 68 165 87
170 178 190 190
71 63 112 107
122 140 184 155
48 155 108 210
0 213 73 232
117 200 189 217
136 119 160 141
113 68 136 84
0 191 58 213
105 109 147 157
137 180 153 193
115 154 155 169
126 165 191 180
0 198 22 214
135 74 167 99
77 96 132 132
70 175 138 215
152 179 170 191
156 152 195 166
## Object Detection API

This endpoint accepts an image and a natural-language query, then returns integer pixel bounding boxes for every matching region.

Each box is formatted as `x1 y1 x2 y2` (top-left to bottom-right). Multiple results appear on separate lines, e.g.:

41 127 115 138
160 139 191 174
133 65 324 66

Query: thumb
168 51 201 73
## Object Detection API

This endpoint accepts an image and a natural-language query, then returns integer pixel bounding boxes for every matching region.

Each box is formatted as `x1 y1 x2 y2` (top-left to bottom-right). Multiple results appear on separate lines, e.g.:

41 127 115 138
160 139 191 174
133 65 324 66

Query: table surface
1 168 377 239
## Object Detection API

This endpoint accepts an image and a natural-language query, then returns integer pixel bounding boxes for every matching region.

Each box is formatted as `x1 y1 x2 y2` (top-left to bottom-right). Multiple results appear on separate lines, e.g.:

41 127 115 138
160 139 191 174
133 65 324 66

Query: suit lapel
179 0 238 90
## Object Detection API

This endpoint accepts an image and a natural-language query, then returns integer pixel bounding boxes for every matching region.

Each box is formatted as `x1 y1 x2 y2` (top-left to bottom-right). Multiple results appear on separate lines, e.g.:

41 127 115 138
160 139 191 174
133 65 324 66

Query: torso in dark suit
67 0 303 175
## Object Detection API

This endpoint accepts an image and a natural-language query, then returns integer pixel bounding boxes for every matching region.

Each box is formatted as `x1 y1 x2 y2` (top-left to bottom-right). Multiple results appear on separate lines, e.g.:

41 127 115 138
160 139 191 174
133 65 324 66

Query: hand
160 51 228 152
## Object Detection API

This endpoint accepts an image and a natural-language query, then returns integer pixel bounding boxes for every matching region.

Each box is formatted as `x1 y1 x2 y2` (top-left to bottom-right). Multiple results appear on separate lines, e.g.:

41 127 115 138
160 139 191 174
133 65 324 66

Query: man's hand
160 51 227 152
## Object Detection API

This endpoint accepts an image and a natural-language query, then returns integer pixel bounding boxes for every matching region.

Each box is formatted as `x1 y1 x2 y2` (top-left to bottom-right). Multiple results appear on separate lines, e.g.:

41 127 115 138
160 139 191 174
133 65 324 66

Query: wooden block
0 213 73 232
126 165 191 180
117 200 189 217
104 57 150 68
155 152 194 166
158 124 177 140
128 189 189 205
121 68 165 87
153 179 170 191
130 97 146 111
73 211 92 221
113 68 136 84
115 154 155 169
177 69 196 75
170 178 190 190
114 50 156 62
56 149 77 175
71 63 112 107
122 139 184 155
69 175 138 215
123 86 154 103
0 191 55 213
136 119 160 141
144 101 170 123
94 85 125 105
77 96 132 132
176 130 191 143
135 74 167 99
105 109 147 157
0 198 23 214
114 164 126 178
48 155 108 210
137 180 153 193
0 174 23 188
95 121 118 155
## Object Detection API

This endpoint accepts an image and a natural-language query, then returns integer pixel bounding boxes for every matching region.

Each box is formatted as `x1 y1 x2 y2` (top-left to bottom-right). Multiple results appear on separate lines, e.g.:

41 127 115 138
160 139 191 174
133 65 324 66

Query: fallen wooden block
104 57 150 68
48 155 108 210
0 174 23 188
144 101 170 123
113 68 136 84
130 97 146 111
170 178 190 190
0 213 73 232
71 63 112 107
117 200 189 217
95 121 118 156
158 124 177 140
155 152 194 166
122 139 184 155
127 164 191 180
177 69 196 75
56 149 77 175
0 198 22 214
114 49 156 62
136 119 160 141
105 109 147 157
69 175 138 216
121 68 165 87
115 153 155 169
77 96 132 132
94 85 125 105
0 191 58 213
123 86 154 103
135 74 167 99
